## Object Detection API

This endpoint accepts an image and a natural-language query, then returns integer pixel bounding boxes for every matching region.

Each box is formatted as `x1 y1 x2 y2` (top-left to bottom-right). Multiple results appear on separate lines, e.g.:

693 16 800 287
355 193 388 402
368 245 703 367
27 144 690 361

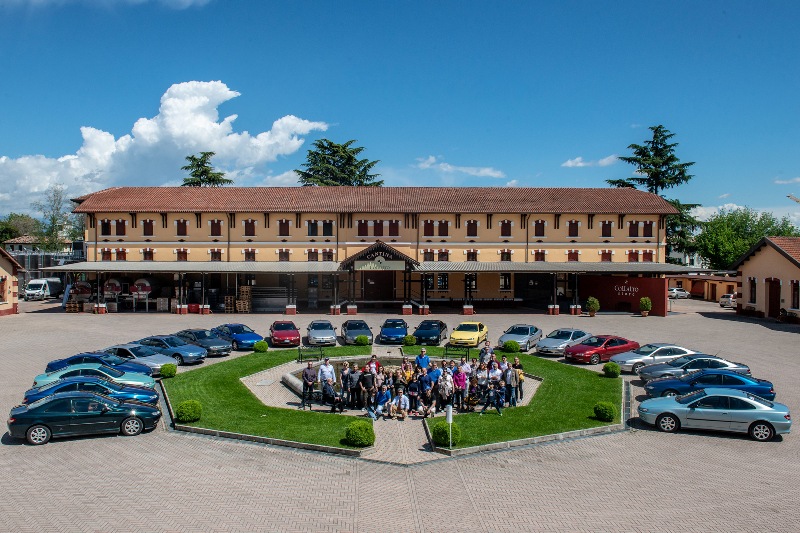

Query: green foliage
639 297 652 311
175 400 202 423
295 139 383 187
160 364 177 378
354 335 370 346
30 184 73 252
344 420 375 447
585 296 600 313
695 207 800 270
402 335 417 346
502 340 521 353
0 213 42 242
253 340 269 353
602 362 621 378
181 152 233 187
593 401 616 422
431 420 462 447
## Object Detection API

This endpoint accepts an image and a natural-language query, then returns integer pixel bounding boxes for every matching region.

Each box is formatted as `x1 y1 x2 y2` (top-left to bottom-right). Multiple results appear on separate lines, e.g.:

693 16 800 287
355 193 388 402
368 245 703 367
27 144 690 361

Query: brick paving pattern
1 299 799 531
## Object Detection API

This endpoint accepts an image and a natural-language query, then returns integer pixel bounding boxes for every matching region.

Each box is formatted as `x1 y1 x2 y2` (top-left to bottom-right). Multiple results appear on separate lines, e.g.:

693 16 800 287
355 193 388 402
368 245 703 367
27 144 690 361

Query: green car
32 363 156 389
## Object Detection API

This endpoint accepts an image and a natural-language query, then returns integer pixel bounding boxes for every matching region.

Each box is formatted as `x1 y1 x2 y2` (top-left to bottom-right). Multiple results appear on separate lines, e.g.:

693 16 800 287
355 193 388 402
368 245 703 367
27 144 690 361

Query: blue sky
1 0 798 224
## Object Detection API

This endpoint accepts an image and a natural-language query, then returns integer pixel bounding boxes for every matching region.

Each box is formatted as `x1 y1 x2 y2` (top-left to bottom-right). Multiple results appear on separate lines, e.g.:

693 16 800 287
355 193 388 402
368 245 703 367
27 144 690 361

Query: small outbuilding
0 248 23 316
731 236 800 319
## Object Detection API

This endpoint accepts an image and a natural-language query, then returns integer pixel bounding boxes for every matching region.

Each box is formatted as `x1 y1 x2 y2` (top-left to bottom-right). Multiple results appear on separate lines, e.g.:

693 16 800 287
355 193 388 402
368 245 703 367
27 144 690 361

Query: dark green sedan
7 391 161 445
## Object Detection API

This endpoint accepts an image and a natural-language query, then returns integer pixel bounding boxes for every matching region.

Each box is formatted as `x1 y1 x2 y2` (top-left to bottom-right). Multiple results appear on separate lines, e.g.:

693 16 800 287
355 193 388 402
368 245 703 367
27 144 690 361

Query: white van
24 278 64 301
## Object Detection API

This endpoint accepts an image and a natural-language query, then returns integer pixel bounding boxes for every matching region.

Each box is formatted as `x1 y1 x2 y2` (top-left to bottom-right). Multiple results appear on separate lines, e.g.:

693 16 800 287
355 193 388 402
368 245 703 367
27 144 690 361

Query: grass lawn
427 353 622 448
163 345 372 448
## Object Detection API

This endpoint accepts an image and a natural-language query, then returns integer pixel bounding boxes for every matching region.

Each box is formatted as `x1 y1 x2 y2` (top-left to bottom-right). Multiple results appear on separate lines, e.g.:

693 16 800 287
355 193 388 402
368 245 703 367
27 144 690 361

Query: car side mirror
101 405 109 413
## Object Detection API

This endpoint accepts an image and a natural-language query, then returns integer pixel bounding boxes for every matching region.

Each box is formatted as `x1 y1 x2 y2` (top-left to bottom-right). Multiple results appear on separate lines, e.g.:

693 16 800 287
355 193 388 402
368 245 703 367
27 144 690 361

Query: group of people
298 341 525 419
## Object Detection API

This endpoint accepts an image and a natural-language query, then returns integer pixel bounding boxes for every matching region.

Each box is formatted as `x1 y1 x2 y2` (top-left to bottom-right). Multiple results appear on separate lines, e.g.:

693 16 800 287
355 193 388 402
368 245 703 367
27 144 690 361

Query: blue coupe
32 363 156 389
211 323 264 351
135 335 207 365
378 319 408 344
23 377 160 405
45 352 152 376
644 369 776 400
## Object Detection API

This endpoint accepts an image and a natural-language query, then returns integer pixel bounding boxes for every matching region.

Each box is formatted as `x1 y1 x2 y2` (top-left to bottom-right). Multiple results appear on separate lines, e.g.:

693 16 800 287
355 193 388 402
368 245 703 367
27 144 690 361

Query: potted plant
585 296 600 317
639 296 652 317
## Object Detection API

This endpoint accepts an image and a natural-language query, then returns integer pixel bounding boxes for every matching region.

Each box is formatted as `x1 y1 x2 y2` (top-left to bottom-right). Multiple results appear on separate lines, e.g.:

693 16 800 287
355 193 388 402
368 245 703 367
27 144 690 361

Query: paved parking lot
2 299 799 532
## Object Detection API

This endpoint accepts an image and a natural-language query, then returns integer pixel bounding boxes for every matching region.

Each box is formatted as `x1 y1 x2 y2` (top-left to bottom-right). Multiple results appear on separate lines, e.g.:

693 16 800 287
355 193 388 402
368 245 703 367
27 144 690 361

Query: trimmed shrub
639 297 653 312
502 340 521 353
585 296 600 313
159 364 177 379
593 401 616 422
253 340 269 353
431 420 461 447
344 419 375 447
403 335 417 346
354 335 370 346
602 362 621 378
175 400 202 423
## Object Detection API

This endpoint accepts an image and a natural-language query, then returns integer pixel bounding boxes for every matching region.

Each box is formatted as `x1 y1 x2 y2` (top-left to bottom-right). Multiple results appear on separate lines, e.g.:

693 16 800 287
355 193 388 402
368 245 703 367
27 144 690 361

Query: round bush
639 296 653 312
160 363 177 379
586 296 600 313
175 400 202 423
431 420 461 447
602 362 621 378
344 420 375 447
403 335 417 346
253 340 269 353
354 335 370 346
593 401 616 422
502 340 520 353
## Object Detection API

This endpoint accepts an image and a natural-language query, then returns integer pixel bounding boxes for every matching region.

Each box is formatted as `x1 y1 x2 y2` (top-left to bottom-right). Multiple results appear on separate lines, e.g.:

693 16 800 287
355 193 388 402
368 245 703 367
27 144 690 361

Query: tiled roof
2 235 70 245
768 236 800 264
72 187 678 215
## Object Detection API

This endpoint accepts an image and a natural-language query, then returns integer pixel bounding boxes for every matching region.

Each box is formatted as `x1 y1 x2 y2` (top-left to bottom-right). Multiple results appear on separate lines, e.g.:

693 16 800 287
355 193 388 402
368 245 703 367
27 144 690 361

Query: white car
719 294 737 308
668 288 691 299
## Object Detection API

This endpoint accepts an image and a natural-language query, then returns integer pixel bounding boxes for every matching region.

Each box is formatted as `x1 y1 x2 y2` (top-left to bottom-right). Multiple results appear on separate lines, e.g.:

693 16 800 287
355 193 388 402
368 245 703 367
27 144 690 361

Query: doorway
363 271 394 301
767 279 781 318
710 284 717 301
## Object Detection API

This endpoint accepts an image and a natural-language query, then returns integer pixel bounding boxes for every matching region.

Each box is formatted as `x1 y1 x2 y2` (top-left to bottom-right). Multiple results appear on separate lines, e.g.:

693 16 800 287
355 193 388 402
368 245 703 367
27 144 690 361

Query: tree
30 184 71 251
0 213 41 242
181 152 232 187
694 207 800 270
296 139 382 186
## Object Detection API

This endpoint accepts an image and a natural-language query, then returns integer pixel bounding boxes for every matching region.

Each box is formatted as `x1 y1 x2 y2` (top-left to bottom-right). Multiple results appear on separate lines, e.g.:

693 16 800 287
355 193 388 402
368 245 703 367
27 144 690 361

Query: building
731 236 800 320
47 186 702 316
667 273 738 302
3 234 72 253
0 247 23 316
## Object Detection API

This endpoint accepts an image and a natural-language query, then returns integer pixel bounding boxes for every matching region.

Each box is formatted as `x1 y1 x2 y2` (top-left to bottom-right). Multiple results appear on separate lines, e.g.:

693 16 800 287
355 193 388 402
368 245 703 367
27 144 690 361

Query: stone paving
1 299 799 531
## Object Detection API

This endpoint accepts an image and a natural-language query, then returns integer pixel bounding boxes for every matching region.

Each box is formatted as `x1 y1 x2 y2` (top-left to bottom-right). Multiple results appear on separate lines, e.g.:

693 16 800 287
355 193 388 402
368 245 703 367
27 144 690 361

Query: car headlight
559 343 567 348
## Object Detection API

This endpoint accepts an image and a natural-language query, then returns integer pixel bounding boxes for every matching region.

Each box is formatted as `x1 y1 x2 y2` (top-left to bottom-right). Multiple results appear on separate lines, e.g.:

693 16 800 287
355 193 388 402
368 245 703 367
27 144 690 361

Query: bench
297 346 324 362
444 345 470 358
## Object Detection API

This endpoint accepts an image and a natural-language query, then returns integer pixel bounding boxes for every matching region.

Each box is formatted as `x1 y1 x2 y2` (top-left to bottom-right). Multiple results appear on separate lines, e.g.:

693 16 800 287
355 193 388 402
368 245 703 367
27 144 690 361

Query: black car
413 320 449 345
7 391 161 445
175 329 232 356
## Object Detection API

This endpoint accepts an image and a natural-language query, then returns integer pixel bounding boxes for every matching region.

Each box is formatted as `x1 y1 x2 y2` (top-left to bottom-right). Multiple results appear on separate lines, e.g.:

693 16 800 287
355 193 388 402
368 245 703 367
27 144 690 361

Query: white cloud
561 154 618 168
774 177 800 185
691 203 744 221
505 180 519 187
718 193 730 199
416 155 505 178
0 80 327 215
598 155 618 167
0 0 210 8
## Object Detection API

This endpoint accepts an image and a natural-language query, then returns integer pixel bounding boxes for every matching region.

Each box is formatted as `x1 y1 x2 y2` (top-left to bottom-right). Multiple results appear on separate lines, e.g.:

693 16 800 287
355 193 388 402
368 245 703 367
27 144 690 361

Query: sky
0 0 798 225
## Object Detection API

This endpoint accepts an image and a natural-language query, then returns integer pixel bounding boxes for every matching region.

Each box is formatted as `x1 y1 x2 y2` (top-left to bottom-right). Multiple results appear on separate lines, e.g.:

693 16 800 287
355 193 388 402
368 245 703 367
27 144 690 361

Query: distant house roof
72 186 679 215
2 234 70 245
731 236 800 270
0 247 23 271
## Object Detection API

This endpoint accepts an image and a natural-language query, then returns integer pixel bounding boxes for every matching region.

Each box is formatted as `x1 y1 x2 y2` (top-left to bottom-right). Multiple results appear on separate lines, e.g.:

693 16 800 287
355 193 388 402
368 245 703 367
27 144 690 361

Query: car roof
699 387 750 398
145 335 178 339
272 320 296 325
508 324 535 328
309 320 333 325
107 343 145 349
344 320 368 325
691 368 754 377
552 328 584 332
36 376 115 388
684 353 718 360
179 328 208 333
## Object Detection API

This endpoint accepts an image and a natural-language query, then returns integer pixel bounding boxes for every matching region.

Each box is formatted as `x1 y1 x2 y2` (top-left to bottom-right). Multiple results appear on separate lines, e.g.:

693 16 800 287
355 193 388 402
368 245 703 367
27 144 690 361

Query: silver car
719 294 736 308
307 320 337 346
498 324 542 352
536 328 592 356
668 287 691 299
102 344 178 376
341 320 373 345
610 343 697 374
637 354 750 382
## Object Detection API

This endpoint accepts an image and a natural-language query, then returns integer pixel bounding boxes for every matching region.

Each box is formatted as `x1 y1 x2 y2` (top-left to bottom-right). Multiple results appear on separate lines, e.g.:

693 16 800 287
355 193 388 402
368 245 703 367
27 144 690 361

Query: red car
269 321 301 347
564 335 640 365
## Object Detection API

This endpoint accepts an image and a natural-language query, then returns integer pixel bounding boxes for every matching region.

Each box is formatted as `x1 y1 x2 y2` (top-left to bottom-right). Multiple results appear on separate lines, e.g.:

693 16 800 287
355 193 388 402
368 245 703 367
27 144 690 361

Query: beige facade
0 248 22 316
733 238 800 319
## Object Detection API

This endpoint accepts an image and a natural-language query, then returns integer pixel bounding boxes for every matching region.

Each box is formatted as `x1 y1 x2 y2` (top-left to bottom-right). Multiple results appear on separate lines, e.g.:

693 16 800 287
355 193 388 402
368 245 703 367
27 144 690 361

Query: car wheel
661 389 679 397
121 416 144 436
26 425 51 445
232 341 239 351
749 421 775 442
656 414 680 433
632 363 644 373
173 354 184 366
589 354 600 365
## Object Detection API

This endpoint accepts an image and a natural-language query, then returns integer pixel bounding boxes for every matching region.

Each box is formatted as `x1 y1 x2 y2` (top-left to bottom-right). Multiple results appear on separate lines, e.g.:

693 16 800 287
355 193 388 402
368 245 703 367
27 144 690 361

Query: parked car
378 319 409 344
175 329 232 356
211 324 264 351
45 352 152 376
412 320 449 346
719 294 737 308
610 343 697 374
564 335 640 365
449 322 489 347
269 321 301 347
497 324 542 352
23 278 64 301
7 391 162 445
341 320 373 345
135 335 207 365
23 377 160 405
306 320 337 346
637 388 791 441
33 363 156 389
536 328 592 356
644 369 776 400
637 354 750 382
668 287 691 299
102 344 179 376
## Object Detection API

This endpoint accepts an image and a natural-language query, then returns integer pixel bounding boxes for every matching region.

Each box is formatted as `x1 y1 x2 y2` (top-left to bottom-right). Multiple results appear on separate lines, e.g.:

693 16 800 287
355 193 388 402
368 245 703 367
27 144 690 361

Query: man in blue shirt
427 362 442 384
374 384 393 419
415 348 430 370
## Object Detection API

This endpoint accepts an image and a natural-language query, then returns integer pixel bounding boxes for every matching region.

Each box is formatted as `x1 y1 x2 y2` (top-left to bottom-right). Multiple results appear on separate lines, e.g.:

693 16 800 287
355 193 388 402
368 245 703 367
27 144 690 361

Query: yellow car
449 322 489 347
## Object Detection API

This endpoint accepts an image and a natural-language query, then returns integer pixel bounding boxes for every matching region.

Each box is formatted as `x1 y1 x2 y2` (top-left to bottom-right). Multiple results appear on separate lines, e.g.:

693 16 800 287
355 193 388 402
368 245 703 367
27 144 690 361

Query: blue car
378 319 408 344
45 352 153 376
211 324 263 351
135 335 207 365
644 369 776 400
23 377 160 405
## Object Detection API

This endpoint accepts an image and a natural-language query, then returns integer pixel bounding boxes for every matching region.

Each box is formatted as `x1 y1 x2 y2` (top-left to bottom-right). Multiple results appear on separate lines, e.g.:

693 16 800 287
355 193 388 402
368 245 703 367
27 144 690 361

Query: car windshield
272 323 297 331
547 330 572 340
229 325 254 334
100 366 125 378
162 337 186 347
632 344 660 355
27 283 43 290
506 326 531 335
455 324 479 332
417 322 439 330
676 389 706 404
668 356 695 367
348 321 369 330
99 354 126 366
129 345 158 357
309 322 333 330
582 337 606 347
383 320 406 328
192 330 214 339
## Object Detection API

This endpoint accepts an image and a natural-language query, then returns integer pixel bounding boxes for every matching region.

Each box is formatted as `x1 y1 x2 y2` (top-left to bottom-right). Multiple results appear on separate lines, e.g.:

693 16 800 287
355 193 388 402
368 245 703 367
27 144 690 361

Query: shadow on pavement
697 312 800 334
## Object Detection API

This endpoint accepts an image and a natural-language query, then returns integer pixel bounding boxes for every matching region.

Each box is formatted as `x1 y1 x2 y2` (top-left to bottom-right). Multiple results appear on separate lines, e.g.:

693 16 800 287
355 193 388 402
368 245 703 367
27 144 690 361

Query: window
628 250 639 262
601 250 612 262
244 220 256 237
424 275 434 291
499 273 511 291
388 220 399 237
629 222 639 237
101 249 112 261
568 221 579 237
322 250 334 262
322 275 333 289
423 251 434 261
533 250 546 262
357 220 369 237
176 220 188 236
601 221 612 238
100 220 111 236
500 220 512 237
373 220 383 237
466 275 477 291
438 221 449 237
176 249 188 261
792 281 799 309
115 219 126 236
534 220 545 237
500 250 511 261
307 250 318 262
322 221 334 236
567 250 579 262
437 250 449 262
749 278 757 304
0 278 5 303
142 220 154 237
437 273 449 291
643 221 654 238
279 250 290 261
308 221 318 236
278 220 290 237
642 250 654 262
308 275 318 288
244 250 256 262
210 250 222 261
210 220 222 237
116 249 127 261
466 250 478 261
466 220 478 237
423 220 434 237
728 397 755 410
143 249 154 261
